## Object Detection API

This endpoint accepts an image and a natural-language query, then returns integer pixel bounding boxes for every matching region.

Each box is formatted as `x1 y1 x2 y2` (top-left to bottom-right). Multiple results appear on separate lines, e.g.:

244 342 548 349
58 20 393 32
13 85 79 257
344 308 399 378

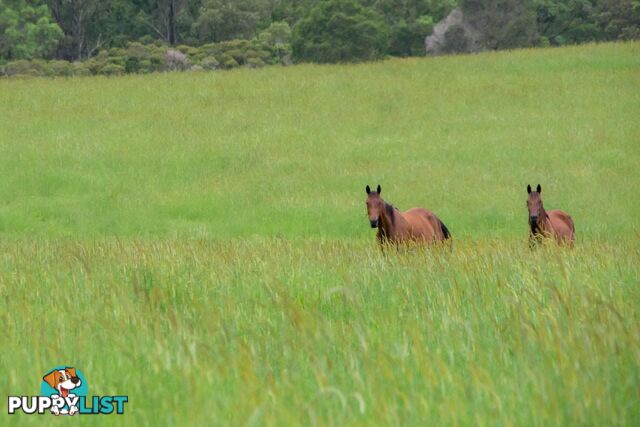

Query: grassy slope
1 43 639 426
0 42 638 239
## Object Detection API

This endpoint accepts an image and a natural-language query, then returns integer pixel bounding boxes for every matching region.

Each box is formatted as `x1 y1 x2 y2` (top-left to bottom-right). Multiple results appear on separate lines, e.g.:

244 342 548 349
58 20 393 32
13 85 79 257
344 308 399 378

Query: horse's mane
384 201 396 225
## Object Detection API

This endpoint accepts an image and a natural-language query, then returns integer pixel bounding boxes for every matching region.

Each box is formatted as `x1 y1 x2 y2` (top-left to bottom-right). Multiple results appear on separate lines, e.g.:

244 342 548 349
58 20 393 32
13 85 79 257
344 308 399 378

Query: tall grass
0 42 639 425
1 239 638 425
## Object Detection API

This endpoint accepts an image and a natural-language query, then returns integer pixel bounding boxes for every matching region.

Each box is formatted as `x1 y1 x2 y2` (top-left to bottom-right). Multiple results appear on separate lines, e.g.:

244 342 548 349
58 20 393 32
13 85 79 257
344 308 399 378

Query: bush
109 48 127 58
100 63 125 76
176 45 191 54
1 39 284 78
108 56 126 67
136 59 154 73
201 56 220 70
220 54 239 69
48 60 74 76
82 58 101 75
125 42 153 72
226 49 247 65
246 57 265 68
3 59 51 77
72 61 92 76
149 52 164 69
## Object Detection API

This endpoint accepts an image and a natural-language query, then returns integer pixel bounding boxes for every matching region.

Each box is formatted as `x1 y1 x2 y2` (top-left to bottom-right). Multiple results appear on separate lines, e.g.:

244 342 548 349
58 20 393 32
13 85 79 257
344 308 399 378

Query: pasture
1 42 639 425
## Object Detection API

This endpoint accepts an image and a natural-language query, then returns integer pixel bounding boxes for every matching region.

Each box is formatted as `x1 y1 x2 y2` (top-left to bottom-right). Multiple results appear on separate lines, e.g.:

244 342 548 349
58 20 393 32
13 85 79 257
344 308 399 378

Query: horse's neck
542 207 559 234
380 202 407 238
379 201 402 238
538 207 551 233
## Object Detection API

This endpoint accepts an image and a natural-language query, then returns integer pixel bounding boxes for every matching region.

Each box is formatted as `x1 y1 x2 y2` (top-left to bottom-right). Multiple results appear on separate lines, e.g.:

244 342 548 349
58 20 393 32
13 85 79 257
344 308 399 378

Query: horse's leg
377 231 387 255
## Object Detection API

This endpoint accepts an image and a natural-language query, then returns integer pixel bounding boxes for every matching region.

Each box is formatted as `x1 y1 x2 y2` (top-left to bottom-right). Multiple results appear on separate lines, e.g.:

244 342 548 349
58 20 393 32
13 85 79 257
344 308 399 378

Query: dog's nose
71 377 80 384
370 219 378 228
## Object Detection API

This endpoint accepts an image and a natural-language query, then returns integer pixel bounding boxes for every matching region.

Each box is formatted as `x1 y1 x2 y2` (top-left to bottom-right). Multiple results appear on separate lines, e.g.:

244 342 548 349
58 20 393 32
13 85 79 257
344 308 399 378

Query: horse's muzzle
370 219 378 228
529 216 538 227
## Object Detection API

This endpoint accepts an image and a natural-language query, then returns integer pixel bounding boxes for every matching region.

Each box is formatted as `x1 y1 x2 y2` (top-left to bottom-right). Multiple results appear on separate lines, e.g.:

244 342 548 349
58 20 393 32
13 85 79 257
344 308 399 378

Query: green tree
134 0 190 45
0 0 62 61
371 0 454 56
534 0 599 45
257 20 292 62
534 0 640 45
461 0 539 50
193 0 276 43
591 0 640 41
292 0 389 63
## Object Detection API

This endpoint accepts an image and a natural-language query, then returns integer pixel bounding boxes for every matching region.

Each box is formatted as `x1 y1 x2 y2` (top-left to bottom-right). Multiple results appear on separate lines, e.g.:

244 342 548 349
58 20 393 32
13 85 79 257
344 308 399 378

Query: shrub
125 42 153 72
176 45 191 54
201 56 220 70
1 39 282 77
127 42 151 59
99 63 125 76
136 59 154 74
109 48 127 58
108 56 126 67
72 61 92 76
82 58 102 75
49 60 74 76
199 43 219 57
219 54 239 69
149 53 164 69
3 59 51 76
246 57 265 68
226 49 247 65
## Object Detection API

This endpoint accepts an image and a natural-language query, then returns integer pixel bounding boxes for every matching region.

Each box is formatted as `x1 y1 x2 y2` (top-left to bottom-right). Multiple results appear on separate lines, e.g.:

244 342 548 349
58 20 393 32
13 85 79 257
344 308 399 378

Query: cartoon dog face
43 367 82 398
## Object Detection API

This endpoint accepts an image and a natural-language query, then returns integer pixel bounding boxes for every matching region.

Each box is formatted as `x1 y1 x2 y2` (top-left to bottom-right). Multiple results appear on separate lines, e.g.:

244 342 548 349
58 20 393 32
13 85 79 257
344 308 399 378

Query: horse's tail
440 220 451 240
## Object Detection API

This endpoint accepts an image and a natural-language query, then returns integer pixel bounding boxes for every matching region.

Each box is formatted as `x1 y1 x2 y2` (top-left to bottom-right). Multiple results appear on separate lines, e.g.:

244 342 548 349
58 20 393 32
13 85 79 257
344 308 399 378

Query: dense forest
1 0 638 75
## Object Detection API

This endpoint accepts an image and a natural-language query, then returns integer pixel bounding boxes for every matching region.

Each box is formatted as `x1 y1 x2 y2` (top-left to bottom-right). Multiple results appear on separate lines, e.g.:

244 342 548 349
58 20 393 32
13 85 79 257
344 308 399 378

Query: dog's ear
43 370 59 388
66 367 77 378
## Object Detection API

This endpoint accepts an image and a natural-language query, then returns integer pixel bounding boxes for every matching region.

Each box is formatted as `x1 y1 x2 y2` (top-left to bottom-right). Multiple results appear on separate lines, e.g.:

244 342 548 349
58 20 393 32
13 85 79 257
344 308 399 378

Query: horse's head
526 184 544 228
365 184 383 228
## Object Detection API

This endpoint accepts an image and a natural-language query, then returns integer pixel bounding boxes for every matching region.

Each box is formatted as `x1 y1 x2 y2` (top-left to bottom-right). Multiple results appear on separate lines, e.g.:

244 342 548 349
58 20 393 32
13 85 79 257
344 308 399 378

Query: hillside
1 42 638 240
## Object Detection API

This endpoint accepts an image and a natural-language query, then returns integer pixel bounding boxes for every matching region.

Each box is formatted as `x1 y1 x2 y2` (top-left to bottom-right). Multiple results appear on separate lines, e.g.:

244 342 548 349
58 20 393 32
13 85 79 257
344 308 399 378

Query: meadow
0 42 639 425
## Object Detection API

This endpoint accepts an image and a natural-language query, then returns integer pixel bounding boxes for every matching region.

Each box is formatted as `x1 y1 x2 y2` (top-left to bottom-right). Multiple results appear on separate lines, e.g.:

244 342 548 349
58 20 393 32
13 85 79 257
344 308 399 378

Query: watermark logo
7 366 128 416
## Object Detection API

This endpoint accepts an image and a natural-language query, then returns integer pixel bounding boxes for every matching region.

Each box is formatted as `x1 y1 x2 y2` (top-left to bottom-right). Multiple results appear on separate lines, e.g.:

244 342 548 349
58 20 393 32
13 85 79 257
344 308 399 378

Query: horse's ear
536 184 541 193
376 184 381 194
527 184 531 194
366 185 371 195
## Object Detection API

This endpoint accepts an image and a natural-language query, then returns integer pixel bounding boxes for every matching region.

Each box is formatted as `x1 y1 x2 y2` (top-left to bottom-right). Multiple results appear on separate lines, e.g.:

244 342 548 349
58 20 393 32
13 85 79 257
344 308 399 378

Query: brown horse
365 184 451 246
526 184 575 246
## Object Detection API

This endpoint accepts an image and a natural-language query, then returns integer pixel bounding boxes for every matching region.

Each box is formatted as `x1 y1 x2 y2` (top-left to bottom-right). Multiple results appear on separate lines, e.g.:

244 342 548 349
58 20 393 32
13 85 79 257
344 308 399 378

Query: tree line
1 0 638 68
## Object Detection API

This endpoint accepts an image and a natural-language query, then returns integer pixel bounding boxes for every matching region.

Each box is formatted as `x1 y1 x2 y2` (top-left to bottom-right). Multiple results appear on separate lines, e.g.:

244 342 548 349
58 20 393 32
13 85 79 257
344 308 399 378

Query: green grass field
1 42 639 425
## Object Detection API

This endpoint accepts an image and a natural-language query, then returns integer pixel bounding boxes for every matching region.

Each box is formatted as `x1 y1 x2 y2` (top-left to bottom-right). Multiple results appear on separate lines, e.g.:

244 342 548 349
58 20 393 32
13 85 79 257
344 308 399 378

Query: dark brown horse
527 184 575 246
365 185 451 246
